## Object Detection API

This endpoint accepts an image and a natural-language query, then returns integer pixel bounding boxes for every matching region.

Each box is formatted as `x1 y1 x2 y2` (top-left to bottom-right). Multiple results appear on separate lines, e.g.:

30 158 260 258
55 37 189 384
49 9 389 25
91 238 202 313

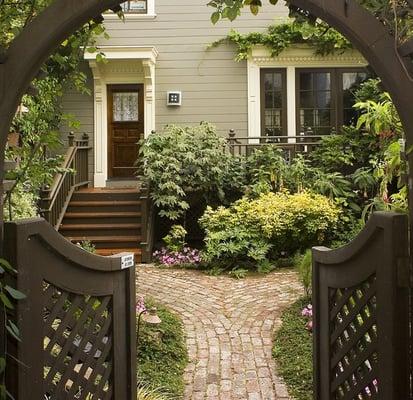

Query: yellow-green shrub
199 191 340 267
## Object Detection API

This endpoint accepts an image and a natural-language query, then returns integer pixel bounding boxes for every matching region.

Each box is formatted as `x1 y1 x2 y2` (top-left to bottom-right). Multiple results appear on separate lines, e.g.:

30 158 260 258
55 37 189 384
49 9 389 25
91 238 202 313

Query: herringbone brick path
137 265 302 400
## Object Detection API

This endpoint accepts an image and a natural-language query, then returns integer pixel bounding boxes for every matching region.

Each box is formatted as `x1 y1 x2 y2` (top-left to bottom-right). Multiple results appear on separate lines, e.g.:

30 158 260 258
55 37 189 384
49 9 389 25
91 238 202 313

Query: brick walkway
137 265 302 400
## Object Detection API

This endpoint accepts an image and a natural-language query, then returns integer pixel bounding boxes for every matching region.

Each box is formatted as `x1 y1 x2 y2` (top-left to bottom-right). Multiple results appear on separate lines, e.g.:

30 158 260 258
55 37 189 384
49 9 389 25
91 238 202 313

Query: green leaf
0 259 15 273
4 286 26 300
211 11 220 24
269 0 278 4
0 293 13 310
6 323 21 342
250 4 259 15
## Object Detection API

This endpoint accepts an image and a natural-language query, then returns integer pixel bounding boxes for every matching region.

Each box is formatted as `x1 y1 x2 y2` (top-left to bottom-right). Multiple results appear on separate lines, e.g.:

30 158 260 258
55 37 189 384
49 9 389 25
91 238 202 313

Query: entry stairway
58 188 143 261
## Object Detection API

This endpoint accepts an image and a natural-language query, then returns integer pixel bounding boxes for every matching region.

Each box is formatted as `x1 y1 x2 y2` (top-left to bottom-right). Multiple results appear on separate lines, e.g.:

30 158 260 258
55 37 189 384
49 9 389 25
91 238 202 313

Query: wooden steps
58 187 143 262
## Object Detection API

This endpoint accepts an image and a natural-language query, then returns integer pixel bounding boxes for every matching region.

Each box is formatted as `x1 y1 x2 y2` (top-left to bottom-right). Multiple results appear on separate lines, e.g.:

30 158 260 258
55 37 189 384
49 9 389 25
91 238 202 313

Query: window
296 68 369 135
120 0 147 13
260 69 287 137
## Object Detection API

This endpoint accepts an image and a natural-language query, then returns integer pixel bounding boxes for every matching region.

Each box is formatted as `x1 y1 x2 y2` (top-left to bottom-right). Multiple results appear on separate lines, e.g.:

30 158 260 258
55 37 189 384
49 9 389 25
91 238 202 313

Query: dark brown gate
312 212 410 399
4 218 137 399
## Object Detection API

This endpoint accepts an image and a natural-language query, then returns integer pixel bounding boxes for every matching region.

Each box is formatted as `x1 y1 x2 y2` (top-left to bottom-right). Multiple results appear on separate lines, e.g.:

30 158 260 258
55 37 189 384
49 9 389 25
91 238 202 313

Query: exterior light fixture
167 91 182 106
136 307 162 353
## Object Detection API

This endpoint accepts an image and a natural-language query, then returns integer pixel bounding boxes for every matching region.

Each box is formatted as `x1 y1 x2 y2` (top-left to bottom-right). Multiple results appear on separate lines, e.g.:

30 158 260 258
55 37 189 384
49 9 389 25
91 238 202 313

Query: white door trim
85 46 158 187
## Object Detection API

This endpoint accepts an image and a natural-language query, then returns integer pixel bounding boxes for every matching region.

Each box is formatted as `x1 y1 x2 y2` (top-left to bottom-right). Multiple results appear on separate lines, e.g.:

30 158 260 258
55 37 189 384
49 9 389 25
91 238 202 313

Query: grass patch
273 297 313 400
137 298 188 399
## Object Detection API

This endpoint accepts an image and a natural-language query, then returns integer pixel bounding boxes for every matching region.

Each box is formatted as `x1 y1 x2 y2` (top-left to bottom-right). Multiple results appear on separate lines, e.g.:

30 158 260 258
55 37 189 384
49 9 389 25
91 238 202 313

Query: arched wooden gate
2 0 413 399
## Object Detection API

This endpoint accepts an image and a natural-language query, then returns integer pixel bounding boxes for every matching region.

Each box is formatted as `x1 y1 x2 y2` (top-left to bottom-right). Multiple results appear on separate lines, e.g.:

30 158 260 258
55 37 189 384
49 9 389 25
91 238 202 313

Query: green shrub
3 184 38 221
76 240 96 254
139 122 242 221
162 225 187 253
273 298 313 400
200 191 340 268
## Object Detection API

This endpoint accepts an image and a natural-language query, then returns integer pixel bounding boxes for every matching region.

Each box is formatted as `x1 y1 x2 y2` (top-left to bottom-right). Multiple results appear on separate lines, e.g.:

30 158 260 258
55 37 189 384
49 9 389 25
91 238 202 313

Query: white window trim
104 0 156 20
247 45 368 140
85 46 158 187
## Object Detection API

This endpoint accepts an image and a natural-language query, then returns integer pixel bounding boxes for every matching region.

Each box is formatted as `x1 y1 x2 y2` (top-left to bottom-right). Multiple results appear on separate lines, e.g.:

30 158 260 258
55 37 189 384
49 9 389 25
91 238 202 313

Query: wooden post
68 131 75 147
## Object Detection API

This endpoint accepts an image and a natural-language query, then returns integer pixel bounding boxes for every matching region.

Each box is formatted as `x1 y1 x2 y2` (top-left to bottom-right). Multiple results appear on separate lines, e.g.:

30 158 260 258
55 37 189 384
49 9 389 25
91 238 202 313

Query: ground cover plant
273 298 313 400
137 297 188 399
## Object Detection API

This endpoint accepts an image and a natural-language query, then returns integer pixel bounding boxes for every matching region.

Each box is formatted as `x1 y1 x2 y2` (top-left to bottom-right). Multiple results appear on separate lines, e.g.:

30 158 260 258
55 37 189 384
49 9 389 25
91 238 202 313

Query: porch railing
40 132 91 229
227 129 322 160
139 181 155 263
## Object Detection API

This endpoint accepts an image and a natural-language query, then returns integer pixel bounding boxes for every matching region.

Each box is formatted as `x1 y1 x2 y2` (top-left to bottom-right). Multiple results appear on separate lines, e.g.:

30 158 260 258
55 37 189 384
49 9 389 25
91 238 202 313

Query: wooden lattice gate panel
4 218 137 400
312 212 410 400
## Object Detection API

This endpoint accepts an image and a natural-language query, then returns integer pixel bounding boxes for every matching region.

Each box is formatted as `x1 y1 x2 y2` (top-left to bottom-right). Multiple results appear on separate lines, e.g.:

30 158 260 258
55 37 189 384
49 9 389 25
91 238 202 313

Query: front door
107 84 144 178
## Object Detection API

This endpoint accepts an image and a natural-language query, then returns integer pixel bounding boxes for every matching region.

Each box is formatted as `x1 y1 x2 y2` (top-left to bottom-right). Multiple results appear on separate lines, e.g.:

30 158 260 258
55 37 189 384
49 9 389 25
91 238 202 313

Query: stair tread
64 211 142 218
96 248 142 256
60 223 142 230
69 200 141 207
77 188 139 193
67 235 141 242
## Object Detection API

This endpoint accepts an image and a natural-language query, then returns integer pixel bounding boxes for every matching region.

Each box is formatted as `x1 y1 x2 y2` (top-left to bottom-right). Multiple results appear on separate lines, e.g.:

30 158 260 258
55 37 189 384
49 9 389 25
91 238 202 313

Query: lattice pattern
42 282 113 399
329 274 378 399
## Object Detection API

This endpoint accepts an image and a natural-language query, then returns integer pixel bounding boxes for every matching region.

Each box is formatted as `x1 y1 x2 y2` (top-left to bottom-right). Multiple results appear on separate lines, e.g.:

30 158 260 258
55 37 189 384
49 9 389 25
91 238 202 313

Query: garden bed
273 297 313 400
137 298 188 399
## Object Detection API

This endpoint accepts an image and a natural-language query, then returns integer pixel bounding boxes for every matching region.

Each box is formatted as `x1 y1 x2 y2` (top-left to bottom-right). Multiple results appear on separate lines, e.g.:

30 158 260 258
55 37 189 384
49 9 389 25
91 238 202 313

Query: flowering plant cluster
301 304 313 332
136 296 147 314
153 247 202 267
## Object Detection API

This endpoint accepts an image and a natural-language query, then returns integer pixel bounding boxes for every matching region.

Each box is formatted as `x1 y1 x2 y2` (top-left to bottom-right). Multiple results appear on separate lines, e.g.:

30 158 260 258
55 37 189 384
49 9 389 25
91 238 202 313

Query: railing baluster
226 130 322 160
40 132 91 229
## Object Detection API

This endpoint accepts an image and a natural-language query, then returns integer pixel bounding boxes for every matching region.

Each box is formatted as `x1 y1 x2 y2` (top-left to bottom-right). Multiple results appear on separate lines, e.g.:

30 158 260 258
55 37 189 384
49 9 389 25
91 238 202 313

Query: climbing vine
209 20 352 61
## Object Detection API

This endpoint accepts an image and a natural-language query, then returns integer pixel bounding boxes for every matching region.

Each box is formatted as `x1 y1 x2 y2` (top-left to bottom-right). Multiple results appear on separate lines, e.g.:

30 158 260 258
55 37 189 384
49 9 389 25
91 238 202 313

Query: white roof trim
250 44 367 66
84 46 159 63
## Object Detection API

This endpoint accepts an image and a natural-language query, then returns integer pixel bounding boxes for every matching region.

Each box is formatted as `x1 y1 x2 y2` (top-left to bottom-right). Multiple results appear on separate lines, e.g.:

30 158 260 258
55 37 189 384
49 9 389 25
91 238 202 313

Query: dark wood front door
107 84 144 178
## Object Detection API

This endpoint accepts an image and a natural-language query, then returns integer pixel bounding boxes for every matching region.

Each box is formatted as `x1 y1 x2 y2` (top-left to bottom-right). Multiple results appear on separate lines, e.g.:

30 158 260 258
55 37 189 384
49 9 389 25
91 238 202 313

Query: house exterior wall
99 0 289 136
60 66 95 183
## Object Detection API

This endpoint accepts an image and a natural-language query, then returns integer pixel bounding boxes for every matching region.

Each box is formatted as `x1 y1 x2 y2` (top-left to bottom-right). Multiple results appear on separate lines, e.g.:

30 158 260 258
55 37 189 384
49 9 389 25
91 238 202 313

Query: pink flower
136 296 146 314
301 304 313 318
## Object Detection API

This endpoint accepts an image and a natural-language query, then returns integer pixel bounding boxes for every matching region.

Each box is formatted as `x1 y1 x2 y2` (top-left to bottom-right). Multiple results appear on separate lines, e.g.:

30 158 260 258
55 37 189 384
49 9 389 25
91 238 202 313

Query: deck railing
226 129 322 160
40 132 91 229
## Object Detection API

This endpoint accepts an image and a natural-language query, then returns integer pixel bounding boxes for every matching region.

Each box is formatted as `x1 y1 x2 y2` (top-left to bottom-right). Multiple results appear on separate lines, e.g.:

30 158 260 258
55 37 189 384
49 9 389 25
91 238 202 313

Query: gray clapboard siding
60 66 95 183
97 0 288 136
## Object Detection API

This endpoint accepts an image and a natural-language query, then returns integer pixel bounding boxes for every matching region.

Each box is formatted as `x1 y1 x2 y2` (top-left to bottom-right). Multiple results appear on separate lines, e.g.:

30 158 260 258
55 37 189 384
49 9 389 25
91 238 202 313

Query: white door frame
85 46 158 187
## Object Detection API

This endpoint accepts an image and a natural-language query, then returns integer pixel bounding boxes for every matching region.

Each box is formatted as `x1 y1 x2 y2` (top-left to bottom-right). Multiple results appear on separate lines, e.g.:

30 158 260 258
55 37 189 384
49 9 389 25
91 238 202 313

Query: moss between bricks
273 297 313 400
137 298 188 398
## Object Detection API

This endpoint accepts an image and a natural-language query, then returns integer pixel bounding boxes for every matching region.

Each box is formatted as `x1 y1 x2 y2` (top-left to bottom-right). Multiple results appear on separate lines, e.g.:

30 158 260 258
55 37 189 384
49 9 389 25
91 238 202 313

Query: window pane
113 92 139 122
262 70 285 136
300 91 314 108
300 73 312 91
314 72 331 91
121 0 147 13
298 70 334 135
342 71 369 125
316 91 331 108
